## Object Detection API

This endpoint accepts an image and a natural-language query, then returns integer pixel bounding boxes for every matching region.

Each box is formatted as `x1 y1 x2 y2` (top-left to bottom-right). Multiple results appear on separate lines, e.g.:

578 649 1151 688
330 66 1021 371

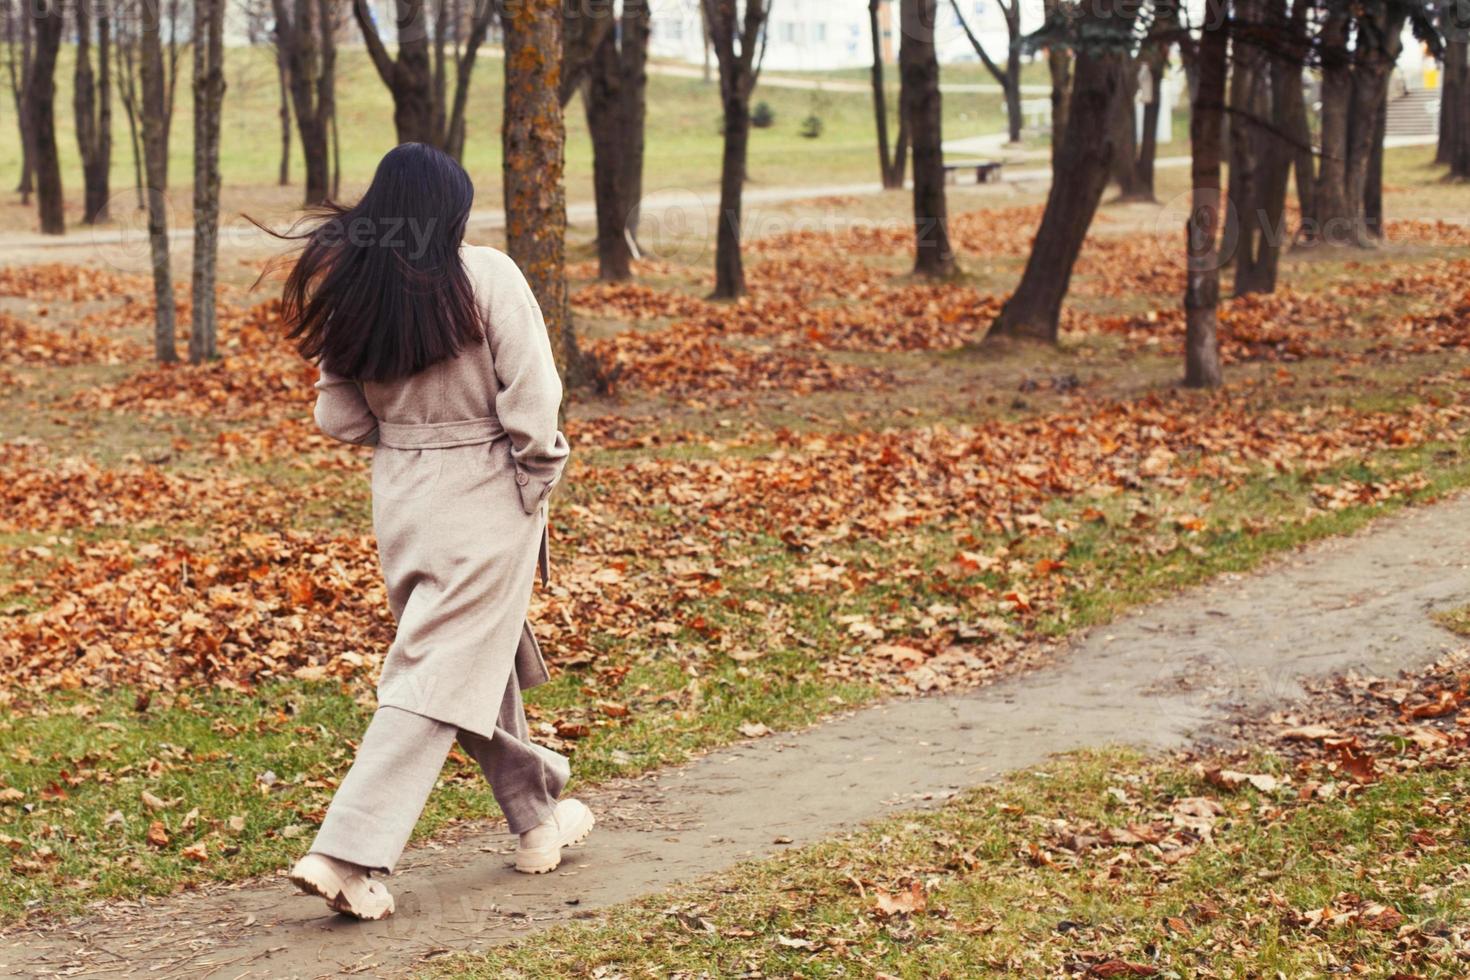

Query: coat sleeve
489 298 570 515
313 368 380 446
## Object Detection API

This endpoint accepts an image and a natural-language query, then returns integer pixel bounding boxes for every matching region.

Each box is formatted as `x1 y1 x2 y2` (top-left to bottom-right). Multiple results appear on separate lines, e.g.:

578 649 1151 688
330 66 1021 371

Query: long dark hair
275 143 483 383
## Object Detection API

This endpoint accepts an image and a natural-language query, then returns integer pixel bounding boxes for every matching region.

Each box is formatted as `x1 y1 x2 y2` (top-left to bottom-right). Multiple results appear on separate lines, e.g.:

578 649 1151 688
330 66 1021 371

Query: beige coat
312 244 570 739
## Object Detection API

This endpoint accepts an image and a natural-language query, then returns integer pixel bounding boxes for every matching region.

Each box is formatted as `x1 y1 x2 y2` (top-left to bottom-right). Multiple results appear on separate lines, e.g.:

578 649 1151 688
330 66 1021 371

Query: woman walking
278 143 591 921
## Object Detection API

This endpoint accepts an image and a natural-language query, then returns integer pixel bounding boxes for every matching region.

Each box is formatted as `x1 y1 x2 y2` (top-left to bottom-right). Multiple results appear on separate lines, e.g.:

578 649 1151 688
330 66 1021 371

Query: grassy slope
5 419 1470 922
437 748 1470 978
1 146 1469 921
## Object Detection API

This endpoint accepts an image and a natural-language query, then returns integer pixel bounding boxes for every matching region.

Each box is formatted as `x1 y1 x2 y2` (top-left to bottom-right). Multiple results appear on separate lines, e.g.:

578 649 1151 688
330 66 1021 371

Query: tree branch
948 0 1008 90
352 0 395 87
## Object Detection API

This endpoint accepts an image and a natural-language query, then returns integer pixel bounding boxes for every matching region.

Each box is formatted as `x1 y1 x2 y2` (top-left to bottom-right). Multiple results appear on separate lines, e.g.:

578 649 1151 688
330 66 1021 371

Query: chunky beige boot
515 799 595 874
289 853 396 920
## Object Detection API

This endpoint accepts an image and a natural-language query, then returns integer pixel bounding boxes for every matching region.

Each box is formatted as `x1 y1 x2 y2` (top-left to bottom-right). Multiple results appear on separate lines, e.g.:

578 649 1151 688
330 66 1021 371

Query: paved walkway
646 62 1054 96
2 494 1466 978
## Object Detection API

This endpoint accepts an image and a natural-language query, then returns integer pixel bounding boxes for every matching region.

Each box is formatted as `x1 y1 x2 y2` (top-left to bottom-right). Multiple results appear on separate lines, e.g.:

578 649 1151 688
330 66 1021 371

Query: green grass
0 46 1012 228
434 748 1470 978
1434 603 1470 637
5 421 1470 923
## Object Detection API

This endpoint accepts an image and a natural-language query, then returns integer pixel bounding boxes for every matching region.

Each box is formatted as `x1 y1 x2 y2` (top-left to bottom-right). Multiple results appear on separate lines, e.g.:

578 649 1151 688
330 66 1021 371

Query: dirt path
3 495 1468 978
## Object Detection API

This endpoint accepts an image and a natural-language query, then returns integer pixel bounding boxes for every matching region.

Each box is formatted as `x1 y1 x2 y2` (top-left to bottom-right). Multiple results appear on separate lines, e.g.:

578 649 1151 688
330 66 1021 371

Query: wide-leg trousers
309 674 570 873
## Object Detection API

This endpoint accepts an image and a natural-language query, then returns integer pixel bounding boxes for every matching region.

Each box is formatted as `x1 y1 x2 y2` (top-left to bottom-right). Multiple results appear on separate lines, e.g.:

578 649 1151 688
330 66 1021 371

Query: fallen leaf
873 880 927 917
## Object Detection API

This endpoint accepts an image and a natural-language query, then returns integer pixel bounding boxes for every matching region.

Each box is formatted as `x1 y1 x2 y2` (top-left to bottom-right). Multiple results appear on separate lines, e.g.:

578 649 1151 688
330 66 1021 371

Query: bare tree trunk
904 0 955 277
1307 8 1351 244
163 0 181 147
986 2 1134 343
714 88 752 296
275 40 291 186
74 0 113 225
1228 0 1266 292
1003 9 1023 144
190 0 226 364
320 0 339 198
354 0 436 145
501 0 583 386
1342 9 1404 246
948 0 1022 144
703 0 771 300
619 0 650 248
443 0 495 160
431 0 448 139
1109 61 1144 199
701 1 712 84
1131 0 1176 201
559 1 614 105
26 0 64 234
584 0 649 282
1233 0 1297 296
587 45 631 282
869 0 905 189
1440 38 1465 166
273 0 332 205
140 0 176 362
1281 0 1315 224
1184 0 1227 389
114 2 145 211
1364 88 1388 239
6 2 36 201
1042 0 1073 169
1448 39 1470 179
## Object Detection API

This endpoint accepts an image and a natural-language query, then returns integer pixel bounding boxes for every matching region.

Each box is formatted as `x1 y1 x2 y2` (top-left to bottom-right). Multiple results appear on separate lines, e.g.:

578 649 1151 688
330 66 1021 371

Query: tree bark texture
502 0 583 384
702 0 771 300
140 0 176 362
74 0 112 224
870 0 908 189
1043 0 1073 168
987 0 1134 342
584 0 650 282
6 3 36 200
902 0 955 277
26 0 64 234
275 39 291 185
1184 0 1227 389
357 0 494 155
191 0 227 363
1440 38 1465 166
1448 38 1470 178
1342 8 1404 245
1228 0 1288 296
1131 0 1177 201
355 0 434 143
272 0 333 205
1307 8 1351 243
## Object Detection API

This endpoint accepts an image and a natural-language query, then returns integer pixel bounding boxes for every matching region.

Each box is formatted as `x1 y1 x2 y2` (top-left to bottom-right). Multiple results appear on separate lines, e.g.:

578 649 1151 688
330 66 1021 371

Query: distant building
648 0 1037 72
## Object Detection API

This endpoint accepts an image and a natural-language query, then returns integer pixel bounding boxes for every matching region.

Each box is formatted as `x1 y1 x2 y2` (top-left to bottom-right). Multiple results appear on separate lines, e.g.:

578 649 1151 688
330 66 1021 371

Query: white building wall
646 0 1043 72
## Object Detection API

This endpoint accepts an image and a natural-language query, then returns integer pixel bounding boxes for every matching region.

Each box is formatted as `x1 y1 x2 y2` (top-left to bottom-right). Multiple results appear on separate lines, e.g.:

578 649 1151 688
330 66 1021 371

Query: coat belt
377 416 507 450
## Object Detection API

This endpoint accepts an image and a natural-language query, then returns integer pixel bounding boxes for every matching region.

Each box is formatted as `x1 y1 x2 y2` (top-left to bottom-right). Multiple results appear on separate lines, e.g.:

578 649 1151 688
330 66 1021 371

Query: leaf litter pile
3 215 1470 699
2 209 1470 925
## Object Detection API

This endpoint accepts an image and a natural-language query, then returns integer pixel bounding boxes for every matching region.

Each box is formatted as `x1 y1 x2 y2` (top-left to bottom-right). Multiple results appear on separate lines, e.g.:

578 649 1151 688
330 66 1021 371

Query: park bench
943 159 1004 185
